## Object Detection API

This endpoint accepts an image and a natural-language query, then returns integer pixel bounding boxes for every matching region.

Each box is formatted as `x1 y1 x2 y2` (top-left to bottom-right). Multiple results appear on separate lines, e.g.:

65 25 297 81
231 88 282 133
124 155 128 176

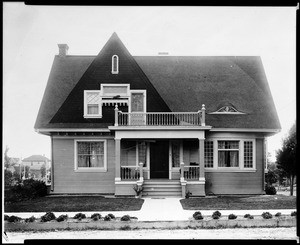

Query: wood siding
204 138 264 195
52 137 115 194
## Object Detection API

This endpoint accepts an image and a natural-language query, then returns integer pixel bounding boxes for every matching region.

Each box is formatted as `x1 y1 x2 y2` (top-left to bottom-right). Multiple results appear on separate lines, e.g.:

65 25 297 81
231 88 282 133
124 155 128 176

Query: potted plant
133 184 143 198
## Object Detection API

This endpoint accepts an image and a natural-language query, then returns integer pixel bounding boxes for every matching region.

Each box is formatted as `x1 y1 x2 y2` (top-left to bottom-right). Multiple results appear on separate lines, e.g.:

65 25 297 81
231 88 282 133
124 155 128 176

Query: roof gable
49 33 170 126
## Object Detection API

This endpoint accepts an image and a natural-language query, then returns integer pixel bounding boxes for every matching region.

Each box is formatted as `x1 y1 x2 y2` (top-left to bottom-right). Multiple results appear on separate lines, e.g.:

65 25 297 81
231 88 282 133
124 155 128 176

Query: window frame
74 139 107 172
83 90 102 118
111 55 119 74
204 138 256 172
129 90 147 113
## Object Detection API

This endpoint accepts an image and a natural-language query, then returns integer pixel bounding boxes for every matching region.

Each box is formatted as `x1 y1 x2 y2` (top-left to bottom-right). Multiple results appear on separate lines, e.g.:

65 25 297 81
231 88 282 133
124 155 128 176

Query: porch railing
183 166 200 180
120 166 140 180
114 104 206 127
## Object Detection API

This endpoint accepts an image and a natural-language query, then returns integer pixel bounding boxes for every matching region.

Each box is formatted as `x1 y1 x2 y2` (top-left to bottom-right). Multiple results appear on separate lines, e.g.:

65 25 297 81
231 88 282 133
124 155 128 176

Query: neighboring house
34 33 281 197
21 155 50 180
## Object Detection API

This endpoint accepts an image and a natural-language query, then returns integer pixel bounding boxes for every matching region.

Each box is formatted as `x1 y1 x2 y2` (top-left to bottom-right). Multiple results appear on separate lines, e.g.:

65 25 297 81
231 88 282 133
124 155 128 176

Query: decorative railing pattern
120 166 140 180
183 166 200 180
114 105 206 127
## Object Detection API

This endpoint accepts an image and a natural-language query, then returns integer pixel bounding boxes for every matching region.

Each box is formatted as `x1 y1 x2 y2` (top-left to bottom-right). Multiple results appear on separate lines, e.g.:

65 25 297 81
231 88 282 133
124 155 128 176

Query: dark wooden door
150 140 169 178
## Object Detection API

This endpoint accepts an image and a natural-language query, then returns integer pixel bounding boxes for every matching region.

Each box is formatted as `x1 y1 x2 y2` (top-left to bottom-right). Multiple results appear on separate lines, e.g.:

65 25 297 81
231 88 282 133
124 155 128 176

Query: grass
180 194 296 210
5 196 144 213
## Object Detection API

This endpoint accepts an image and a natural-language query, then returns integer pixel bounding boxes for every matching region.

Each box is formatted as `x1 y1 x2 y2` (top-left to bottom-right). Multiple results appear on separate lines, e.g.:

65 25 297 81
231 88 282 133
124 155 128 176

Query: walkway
4 197 296 221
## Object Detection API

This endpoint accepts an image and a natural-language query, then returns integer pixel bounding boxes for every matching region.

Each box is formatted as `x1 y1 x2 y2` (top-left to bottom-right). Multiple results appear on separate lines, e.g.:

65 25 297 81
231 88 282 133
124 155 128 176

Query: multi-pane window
84 91 101 117
204 141 214 168
138 141 147 167
112 55 119 74
218 141 239 167
131 93 144 112
77 141 105 169
171 141 180 168
244 141 253 168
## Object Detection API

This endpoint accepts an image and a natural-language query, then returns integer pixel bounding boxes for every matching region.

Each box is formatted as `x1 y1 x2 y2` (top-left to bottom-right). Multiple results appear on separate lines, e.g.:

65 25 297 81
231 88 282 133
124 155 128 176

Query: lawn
5 196 144 213
180 194 296 210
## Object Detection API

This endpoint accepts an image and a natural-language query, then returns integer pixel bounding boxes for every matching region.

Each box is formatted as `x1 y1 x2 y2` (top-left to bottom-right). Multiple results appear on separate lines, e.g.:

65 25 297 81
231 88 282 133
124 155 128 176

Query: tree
4 146 11 169
276 122 297 196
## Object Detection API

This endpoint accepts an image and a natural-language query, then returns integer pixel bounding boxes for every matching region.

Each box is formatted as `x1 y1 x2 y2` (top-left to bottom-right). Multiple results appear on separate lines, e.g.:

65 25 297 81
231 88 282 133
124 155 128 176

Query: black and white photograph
2 2 298 242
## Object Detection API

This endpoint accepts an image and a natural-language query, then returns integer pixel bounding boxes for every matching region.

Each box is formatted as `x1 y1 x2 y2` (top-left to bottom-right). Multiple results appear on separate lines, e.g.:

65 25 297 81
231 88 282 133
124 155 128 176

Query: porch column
198 138 205 181
115 138 121 181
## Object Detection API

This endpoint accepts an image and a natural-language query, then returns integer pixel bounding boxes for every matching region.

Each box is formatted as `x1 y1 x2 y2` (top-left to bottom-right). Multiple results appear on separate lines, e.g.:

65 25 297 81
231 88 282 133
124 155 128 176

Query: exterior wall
204 138 264 195
52 137 115 194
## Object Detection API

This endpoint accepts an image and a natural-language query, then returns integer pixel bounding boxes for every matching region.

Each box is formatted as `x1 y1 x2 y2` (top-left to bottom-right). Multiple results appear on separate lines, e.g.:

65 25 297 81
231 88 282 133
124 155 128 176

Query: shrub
107 213 115 219
4 215 10 221
291 211 297 216
5 179 47 203
275 212 282 217
265 185 277 195
244 214 254 219
104 215 111 221
73 213 86 220
185 191 192 199
25 216 36 223
41 212 56 222
228 214 237 220
193 213 204 220
261 212 273 219
120 215 131 221
212 211 221 219
91 213 102 221
193 211 202 219
56 215 68 222
7 215 22 223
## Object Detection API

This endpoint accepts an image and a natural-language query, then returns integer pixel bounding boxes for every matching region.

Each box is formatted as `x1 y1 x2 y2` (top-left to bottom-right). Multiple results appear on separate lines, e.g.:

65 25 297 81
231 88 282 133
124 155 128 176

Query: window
218 141 239 167
84 91 101 118
171 141 180 168
138 141 147 167
131 92 144 112
112 55 119 74
75 140 107 171
244 141 253 168
204 141 214 168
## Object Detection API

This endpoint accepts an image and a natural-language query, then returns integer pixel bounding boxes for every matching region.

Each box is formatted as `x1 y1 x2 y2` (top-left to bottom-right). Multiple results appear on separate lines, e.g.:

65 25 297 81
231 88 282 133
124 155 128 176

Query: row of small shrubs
4 212 134 223
192 211 297 220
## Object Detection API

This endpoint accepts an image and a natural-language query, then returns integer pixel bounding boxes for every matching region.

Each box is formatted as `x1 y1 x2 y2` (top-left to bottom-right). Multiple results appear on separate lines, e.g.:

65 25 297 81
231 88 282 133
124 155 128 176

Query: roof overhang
35 128 111 136
209 128 281 136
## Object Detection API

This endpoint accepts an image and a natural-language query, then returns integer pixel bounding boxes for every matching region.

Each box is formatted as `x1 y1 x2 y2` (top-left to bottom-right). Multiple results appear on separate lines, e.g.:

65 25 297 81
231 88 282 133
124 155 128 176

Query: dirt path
3 227 298 242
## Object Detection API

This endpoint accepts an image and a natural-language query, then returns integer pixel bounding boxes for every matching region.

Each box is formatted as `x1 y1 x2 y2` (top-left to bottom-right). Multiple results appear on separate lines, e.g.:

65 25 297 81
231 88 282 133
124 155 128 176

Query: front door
150 140 169 178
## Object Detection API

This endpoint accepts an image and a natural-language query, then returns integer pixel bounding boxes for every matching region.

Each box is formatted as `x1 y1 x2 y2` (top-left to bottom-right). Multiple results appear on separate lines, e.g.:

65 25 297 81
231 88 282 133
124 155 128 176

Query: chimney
58 44 69 57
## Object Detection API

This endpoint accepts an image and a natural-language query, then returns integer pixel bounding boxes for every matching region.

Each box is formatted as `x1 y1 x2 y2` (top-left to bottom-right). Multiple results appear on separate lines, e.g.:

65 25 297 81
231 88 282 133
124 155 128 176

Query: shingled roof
35 33 281 132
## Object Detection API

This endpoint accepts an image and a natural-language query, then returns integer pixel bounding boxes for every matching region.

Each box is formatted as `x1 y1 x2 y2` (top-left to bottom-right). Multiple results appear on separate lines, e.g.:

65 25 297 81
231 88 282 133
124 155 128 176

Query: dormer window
112 55 119 74
209 105 245 114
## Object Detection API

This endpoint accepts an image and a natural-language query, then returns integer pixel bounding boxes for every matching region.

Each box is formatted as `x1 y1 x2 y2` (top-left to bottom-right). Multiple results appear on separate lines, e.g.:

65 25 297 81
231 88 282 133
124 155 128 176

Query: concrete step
142 180 182 197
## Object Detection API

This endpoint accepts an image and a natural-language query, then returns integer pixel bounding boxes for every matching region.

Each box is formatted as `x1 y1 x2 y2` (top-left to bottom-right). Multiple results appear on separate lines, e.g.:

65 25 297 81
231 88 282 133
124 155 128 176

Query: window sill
205 168 257 173
75 168 107 173
84 115 102 119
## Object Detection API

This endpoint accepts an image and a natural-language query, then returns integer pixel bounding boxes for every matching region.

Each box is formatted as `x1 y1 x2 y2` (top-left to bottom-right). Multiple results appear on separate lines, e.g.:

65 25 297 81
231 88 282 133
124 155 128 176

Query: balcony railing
114 104 206 127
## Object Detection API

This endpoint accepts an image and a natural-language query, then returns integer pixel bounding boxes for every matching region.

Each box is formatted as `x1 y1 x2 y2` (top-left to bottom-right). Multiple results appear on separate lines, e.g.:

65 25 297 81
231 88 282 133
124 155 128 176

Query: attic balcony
113 104 207 128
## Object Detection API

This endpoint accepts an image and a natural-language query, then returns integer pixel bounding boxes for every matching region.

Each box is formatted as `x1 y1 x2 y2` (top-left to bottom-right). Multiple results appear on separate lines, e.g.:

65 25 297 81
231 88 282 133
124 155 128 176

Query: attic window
209 105 245 114
84 91 102 118
112 55 119 74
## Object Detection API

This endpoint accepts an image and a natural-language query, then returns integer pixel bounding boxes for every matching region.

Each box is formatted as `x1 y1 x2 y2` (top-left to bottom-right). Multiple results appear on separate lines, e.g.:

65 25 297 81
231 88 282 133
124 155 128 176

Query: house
21 155 50 180
34 32 281 197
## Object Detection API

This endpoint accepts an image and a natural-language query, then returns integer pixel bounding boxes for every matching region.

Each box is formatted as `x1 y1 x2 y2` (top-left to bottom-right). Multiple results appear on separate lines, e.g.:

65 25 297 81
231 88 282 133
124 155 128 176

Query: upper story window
84 91 101 118
112 55 119 74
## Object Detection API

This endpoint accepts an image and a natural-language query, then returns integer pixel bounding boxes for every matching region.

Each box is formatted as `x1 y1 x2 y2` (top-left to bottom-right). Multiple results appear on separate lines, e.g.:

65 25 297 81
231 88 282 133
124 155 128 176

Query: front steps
142 179 182 198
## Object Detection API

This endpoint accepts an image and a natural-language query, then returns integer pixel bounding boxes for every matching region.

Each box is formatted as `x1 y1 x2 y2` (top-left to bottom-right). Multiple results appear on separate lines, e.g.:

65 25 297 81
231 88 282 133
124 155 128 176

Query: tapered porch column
198 138 205 181
115 138 121 181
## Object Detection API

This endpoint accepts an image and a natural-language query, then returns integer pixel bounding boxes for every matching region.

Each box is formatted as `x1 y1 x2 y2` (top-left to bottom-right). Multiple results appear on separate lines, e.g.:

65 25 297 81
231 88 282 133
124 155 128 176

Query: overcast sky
3 3 297 161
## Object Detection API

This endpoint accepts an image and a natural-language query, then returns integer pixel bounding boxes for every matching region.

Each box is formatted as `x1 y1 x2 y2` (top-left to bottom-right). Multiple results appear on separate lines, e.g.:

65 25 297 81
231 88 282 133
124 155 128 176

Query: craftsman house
34 32 281 197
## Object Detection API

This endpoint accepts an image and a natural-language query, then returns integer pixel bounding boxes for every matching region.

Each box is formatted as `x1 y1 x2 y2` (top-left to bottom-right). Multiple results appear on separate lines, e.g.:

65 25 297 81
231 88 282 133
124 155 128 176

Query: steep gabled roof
35 33 281 132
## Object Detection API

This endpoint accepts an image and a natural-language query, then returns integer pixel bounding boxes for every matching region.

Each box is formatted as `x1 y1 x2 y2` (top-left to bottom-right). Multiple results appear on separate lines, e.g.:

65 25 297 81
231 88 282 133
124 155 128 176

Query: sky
3 3 297 162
